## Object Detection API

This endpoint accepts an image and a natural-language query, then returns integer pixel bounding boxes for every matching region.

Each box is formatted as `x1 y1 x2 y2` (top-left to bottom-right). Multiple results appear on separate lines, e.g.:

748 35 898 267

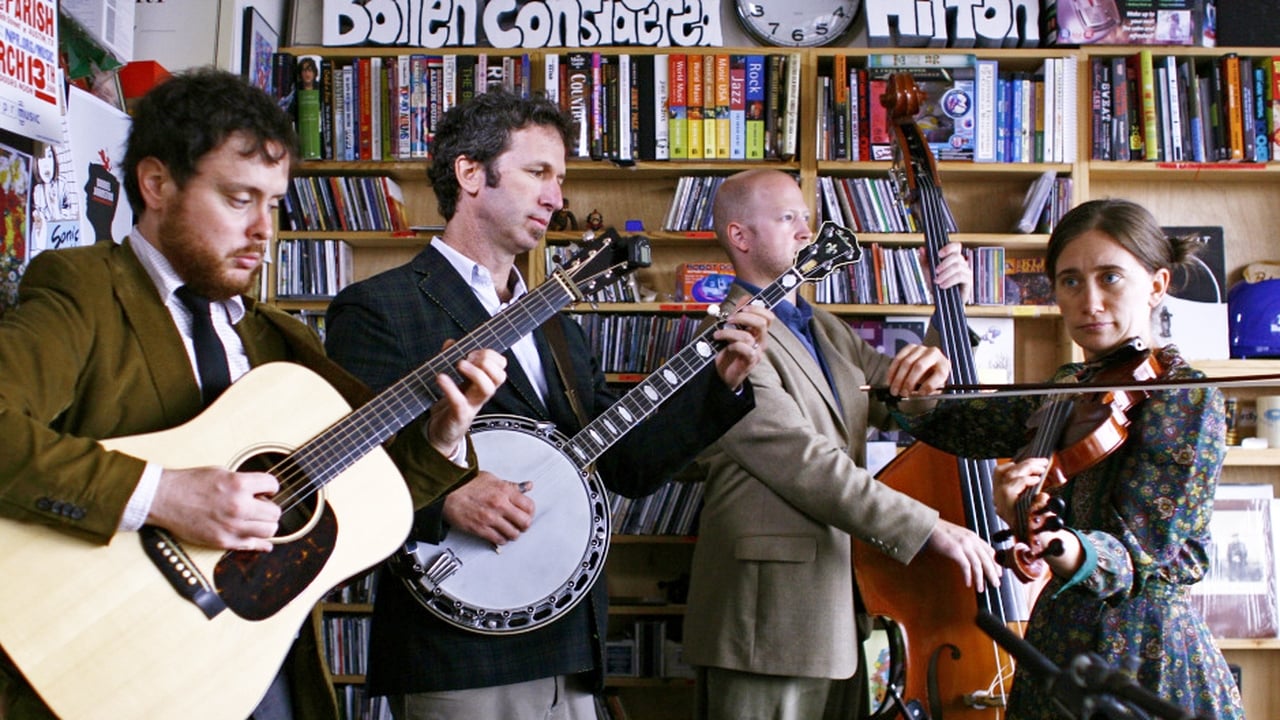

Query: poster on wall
28 131 83 257
0 138 32 316
0 0 63 144
67 86 133 247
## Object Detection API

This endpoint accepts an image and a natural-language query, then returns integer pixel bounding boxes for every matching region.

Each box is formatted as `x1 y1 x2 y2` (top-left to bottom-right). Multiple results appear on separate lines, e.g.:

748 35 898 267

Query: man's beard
159 202 260 301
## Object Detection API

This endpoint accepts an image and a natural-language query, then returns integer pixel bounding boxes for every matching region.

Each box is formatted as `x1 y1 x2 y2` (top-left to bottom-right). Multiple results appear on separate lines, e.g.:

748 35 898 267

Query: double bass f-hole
991 339 1163 583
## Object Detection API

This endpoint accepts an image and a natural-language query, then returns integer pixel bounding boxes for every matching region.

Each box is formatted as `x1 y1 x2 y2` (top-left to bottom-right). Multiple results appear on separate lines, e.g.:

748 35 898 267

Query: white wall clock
734 0 861 47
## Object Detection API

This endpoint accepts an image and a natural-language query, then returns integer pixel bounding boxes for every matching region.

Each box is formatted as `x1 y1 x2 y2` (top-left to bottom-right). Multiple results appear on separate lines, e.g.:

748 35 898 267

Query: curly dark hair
123 67 298 215
428 90 575 220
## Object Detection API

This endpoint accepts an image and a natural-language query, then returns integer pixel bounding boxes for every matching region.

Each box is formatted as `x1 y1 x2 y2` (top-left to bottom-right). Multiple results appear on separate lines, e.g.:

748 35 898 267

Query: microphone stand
974 610 1211 720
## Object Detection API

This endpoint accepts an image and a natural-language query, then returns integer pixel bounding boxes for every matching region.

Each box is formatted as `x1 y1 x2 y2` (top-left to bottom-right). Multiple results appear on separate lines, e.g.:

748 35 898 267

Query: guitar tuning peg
1047 496 1067 515
991 529 1013 544
1042 515 1065 533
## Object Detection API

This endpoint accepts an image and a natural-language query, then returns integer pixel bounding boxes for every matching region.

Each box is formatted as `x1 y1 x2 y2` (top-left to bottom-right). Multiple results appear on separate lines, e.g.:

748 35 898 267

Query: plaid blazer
323 241 754 695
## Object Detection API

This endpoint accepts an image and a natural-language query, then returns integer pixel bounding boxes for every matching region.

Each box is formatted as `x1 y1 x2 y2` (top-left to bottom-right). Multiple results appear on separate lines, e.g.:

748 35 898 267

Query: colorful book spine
408 55 429 159
1253 62 1270 162
1268 57 1280 160
564 52 592 159
765 54 782 160
320 57 336 160
1138 50 1160 161
1165 56 1185 162
687 54 704 160
714 54 731 159
702 54 717 160
668 54 688 160
296 55 322 161
833 54 849 160
975 58 998 163
729 55 746 160
780 53 801 160
653 54 669 161
744 55 765 161
1222 53 1244 160
591 52 606 160
1110 56 1130 162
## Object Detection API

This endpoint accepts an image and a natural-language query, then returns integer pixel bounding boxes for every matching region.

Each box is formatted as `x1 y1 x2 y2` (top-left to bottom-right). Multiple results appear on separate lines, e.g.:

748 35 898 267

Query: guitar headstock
554 227 653 298
793 222 862 282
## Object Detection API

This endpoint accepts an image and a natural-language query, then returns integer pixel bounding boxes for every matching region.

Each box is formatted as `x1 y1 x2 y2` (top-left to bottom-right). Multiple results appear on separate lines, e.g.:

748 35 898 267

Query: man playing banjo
323 90 772 719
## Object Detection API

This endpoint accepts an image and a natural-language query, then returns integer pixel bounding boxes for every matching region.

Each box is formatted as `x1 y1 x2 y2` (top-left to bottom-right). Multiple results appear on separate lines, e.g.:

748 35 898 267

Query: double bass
850 74 1030 719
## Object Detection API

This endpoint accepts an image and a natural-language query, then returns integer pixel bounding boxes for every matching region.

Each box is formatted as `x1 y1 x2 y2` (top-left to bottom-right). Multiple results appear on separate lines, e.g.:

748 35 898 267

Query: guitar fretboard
283 272 582 494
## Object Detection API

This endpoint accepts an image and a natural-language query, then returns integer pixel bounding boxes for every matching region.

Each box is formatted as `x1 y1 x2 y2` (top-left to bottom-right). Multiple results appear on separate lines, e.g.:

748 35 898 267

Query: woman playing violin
897 198 1243 719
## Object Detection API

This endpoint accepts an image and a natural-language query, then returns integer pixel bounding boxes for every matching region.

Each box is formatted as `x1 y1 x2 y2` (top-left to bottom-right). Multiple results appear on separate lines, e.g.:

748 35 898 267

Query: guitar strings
266 279 574 515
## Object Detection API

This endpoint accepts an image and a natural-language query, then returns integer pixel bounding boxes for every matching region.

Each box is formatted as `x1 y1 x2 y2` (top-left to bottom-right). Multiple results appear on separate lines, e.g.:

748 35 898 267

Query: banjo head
400 415 610 634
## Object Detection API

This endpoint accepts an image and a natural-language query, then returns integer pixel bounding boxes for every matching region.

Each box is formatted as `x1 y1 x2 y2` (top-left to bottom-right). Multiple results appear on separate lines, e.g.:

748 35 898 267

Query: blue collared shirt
735 280 841 409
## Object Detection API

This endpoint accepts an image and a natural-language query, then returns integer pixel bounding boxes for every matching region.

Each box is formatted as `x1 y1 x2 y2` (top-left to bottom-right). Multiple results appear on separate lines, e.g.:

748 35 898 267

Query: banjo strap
542 317 591 429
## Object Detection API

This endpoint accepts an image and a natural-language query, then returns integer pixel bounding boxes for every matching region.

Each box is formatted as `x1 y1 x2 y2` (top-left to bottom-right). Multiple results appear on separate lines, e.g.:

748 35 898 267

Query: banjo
396 221 862 634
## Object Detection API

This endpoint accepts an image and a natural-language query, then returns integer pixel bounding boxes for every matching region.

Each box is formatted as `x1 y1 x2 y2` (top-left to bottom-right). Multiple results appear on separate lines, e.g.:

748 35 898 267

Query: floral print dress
897 345 1244 719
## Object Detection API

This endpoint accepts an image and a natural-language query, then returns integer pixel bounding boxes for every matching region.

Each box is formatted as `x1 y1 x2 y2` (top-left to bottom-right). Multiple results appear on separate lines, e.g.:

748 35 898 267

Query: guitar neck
293 275 580 485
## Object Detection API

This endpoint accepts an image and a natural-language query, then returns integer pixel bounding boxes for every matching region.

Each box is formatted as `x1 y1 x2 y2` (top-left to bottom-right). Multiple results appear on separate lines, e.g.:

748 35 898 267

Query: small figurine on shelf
585 208 604 233
549 198 578 231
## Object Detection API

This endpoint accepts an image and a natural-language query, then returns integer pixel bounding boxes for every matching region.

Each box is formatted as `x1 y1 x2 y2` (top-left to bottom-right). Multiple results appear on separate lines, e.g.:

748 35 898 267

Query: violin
993 338 1164 583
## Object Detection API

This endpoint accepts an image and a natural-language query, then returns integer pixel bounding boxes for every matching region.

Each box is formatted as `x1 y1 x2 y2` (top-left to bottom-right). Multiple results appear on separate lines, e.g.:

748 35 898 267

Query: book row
610 480 704 537
568 313 705 375
814 53 1079 164
1089 51 1279 163
546 51 802 164
272 51 534 162
276 239 354 300
323 570 379 605
322 614 373 676
280 175 411 234
812 243 1017 307
816 175 925 235
335 685 390 720
605 620 691 679
544 240 643 303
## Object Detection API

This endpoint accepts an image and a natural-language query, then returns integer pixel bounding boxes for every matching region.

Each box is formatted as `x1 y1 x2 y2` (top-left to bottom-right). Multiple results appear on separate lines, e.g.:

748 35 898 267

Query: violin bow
864 371 1280 401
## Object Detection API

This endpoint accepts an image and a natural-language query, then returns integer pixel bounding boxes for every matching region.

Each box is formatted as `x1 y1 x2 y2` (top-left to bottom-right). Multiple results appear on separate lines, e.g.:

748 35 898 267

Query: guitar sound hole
236 451 319 537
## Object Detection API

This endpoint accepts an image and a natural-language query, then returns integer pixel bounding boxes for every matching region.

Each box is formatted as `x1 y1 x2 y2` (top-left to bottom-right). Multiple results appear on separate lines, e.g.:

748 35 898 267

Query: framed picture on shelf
241 7 278 94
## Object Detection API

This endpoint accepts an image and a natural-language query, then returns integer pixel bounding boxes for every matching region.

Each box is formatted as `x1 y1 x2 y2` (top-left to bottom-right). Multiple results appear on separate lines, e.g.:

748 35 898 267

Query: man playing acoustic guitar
0 69 506 720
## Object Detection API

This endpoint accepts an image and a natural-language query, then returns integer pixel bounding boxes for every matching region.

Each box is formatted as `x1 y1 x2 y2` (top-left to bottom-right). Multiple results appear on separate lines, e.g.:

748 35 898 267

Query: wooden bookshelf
274 43 1280 720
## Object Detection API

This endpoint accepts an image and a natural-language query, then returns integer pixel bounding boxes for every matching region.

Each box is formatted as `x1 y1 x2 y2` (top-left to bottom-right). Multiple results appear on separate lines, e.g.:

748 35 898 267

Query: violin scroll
992 495 1068 583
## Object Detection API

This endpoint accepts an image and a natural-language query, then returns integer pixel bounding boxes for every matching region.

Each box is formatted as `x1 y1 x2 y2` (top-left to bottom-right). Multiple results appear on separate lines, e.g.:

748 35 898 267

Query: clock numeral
747 2 764 17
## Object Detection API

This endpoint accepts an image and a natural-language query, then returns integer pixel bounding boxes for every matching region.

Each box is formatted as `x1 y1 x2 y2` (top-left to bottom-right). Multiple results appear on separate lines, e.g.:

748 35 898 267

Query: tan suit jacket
684 285 939 679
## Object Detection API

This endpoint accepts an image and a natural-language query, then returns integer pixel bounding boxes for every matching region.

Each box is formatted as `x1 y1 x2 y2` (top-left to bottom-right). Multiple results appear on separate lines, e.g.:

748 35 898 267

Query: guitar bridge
139 525 226 619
